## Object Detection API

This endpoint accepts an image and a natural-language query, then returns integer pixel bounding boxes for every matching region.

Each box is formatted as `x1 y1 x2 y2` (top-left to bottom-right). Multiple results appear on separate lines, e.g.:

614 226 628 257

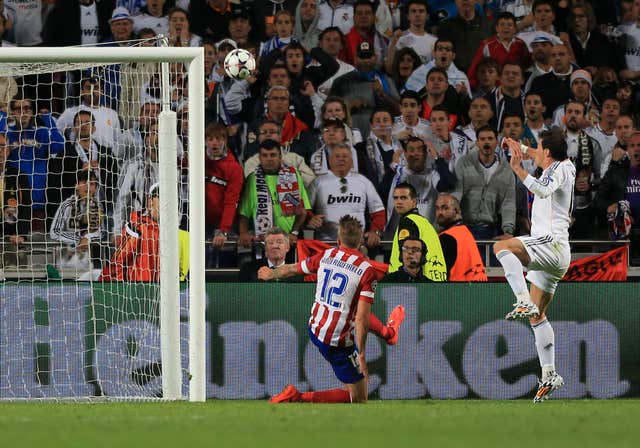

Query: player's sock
532 318 555 376
496 250 530 302
299 389 351 403
368 313 392 340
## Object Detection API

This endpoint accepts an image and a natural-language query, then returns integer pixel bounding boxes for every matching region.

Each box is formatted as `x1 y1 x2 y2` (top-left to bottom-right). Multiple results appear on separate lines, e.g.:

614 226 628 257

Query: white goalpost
0 47 205 402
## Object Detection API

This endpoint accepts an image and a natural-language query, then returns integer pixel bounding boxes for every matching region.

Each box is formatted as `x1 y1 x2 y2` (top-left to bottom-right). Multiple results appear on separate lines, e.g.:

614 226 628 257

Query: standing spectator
315 27 356 100
485 62 525 131
251 0 298 41
49 170 103 272
601 115 636 177
188 0 234 43
260 9 296 58
4 0 46 46
309 117 364 177
317 0 353 36
563 100 600 239
618 0 640 81
404 38 471 98
42 0 115 46
467 12 531 90
342 0 389 70
516 0 567 51
118 100 160 161
435 193 487 281
226 6 252 48
472 57 500 99
237 139 311 247
315 96 363 144
419 67 468 129
386 0 437 71
167 7 202 47
382 236 431 282
392 90 432 144
523 33 553 92
586 98 621 180
386 182 447 281
7 96 65 233
294 0 321 49
204 123 244 263
437 0 494 73
388 47 422 92
551 69 600 128
331 41 400 138
307 143 385 246
364 107 403 195
501 0 535 31
132 0 168 36
237 227 302 281
453 125 516 239
529 44 574 120
430 105 470 170
457 96 494 143
522 91 548 148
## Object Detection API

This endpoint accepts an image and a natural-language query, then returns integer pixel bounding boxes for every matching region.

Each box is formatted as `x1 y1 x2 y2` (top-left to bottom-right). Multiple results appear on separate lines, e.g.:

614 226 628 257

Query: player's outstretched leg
269 385 352 404
269 385 301 403
368 306 405 345
534 371 564 403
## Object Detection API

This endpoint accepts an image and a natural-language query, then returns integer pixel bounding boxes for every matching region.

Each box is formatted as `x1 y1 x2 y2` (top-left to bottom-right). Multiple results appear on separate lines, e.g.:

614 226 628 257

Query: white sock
531 319 555 378
496 250 530 302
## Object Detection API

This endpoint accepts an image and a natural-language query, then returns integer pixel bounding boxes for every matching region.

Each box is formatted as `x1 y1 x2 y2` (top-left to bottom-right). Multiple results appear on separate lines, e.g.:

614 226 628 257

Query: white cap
109 6 133 24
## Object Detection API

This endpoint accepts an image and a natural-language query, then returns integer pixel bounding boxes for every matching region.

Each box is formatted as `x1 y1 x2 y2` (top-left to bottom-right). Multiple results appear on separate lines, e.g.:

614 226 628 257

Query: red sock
299 389 351 403
369 313 391 340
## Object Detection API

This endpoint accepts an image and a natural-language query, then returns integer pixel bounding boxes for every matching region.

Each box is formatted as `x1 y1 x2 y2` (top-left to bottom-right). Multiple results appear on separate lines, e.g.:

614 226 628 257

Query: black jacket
237 258 303 282
529 72 572 120
595 156 631 227
382 267 431 283
42 0 115 46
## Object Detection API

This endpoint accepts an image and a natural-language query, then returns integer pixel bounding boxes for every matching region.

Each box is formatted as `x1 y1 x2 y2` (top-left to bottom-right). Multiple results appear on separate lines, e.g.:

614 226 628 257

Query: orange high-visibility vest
441 224 488 282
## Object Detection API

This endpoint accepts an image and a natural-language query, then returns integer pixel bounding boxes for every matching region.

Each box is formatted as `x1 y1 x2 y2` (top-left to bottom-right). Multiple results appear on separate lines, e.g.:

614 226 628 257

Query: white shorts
517 235 571 294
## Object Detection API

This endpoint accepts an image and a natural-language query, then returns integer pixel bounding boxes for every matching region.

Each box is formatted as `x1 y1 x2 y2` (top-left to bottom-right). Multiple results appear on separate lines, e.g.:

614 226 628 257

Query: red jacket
467 36 531 89
342 28 373 66
205 152 244 232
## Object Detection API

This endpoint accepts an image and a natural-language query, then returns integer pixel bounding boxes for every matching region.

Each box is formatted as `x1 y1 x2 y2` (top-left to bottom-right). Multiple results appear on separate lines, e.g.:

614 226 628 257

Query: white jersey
585 124 618 179
391 116 432 142
618 22 640 71
300 247 377 347
132 13 169 36
317 1 354 35
309 172 385 240
396 31 437 64
57 104 121 151
523 159 576 242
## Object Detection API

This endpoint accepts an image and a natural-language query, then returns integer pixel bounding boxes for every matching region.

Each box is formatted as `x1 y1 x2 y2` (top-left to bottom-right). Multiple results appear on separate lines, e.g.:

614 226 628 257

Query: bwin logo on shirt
327 193 362 204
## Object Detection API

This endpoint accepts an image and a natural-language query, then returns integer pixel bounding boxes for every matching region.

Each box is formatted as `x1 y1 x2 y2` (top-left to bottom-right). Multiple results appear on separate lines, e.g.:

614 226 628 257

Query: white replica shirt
57 105 121 151
524 159 576 242
618 22 640 71
309 171 384 240
310 145 359 177
517 29 562 51
132 13 169 36
391 116 432 142
5 0 42 46
386 164 439 223
586 124 618 179
396 31 437 64
317 1 354 35
404 61 471 98
80 3 99 45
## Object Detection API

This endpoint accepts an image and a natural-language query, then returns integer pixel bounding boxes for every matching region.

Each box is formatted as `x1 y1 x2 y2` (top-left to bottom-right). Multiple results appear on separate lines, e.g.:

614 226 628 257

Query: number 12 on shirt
319 268 347 309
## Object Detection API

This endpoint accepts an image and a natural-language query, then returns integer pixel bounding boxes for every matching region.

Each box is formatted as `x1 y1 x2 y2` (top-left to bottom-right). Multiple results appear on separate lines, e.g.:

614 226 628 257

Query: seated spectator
453 125 516 239
529 44 574 120
331 41 400 138
294 0 321 49
243 119 316 187
307 143 385 247
381 236 431 282
237 226 302 281
237 139 311 247
435 193 487 281
204 123 244 266
49 170 103 272
1 128 30 266
467 12 531 90
42 0 114 46
551 69 600 128
7 96 65 233
132 0 169 36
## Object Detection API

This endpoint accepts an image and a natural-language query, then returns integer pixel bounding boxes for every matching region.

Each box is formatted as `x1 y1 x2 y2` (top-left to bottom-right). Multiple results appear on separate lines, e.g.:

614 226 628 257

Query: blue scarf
359 70 391 95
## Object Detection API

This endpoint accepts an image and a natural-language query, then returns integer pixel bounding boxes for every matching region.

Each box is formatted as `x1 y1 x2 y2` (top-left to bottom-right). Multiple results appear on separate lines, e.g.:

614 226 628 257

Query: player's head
435 193 462 228
264 227 290 265
393 182 418 215
337 215 363 249
399 237 427 269
540 127 568 161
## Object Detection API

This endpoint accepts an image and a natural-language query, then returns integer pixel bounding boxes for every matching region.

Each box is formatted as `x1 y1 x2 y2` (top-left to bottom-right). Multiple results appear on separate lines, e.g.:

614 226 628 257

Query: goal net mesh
0 40 191 400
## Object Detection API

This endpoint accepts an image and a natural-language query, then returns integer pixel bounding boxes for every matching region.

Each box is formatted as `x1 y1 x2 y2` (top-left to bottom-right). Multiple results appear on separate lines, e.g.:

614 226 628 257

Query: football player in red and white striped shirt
258 215 403 404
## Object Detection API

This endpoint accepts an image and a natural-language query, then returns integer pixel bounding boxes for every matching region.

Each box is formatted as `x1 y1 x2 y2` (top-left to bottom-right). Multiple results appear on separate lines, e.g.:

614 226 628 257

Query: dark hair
319 26 344 42
500 113 523 131
205 122 228 138
539 127 568 160
404 136 426 149
496 11 517 26
400 90 421 104
568 3 596 34
426 67 448 82
434 38 455 53
476 57 500 75
369 107 393 123
73 109 95 126
76 169 97 184
259 139 281 152
394 181 417 199
399 236 427 266
524 91 544 102
564 99 586 115
431 104 450 116
354 0 375 14
338 215 364 249
532 0 555 14
600 97 621 111
502 61 523 76
391 47 421 83
168 6 190 21
476 124 498 139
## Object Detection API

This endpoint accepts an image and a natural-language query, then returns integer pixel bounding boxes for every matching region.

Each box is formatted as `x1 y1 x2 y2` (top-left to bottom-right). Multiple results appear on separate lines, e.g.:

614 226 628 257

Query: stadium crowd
0 0 639 281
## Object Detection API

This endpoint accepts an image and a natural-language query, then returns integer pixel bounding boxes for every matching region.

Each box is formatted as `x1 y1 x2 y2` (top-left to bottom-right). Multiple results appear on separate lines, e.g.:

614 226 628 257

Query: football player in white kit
495 128 576 403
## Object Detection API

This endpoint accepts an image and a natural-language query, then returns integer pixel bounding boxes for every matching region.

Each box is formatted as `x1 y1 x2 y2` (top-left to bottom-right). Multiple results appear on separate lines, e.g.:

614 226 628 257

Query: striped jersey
523 159 576 242
298 247 377 347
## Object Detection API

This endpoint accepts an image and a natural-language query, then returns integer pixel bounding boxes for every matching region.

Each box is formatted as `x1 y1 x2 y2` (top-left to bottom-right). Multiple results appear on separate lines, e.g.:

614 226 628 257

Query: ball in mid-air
224 49 256 80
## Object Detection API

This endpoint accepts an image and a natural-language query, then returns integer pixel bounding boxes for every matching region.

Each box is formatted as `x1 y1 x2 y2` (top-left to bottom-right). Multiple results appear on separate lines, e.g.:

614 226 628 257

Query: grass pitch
1 400 639 448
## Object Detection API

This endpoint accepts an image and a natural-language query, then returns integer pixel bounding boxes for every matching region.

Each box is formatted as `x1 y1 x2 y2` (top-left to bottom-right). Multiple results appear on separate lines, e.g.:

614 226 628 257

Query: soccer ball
224 49 256 80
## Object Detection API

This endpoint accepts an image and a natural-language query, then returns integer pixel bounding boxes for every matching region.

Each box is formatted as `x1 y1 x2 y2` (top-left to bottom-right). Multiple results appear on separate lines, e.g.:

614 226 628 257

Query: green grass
1 400 639 448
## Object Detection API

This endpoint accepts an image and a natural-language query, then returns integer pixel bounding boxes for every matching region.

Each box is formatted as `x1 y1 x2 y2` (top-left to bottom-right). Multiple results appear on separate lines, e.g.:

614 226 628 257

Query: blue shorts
308 327 364 384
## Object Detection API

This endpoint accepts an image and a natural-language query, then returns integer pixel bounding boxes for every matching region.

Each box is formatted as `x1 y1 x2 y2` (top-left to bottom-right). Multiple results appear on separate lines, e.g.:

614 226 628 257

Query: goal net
0 45 205 401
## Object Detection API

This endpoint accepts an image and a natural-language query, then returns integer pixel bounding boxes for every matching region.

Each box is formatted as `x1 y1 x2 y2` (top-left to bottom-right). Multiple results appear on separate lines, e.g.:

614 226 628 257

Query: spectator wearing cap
529 43 574 120
131 0 169 36
237 138 311 248
331 40 399 138
227 5 252 47
466 12 531 91
42 0 115 46
189 0 234 42
103 5 135 45
567 2 626 75
523 32 553 92
342 0 389 70
552 69 600 129
436 0 494 73
516 0 568 53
